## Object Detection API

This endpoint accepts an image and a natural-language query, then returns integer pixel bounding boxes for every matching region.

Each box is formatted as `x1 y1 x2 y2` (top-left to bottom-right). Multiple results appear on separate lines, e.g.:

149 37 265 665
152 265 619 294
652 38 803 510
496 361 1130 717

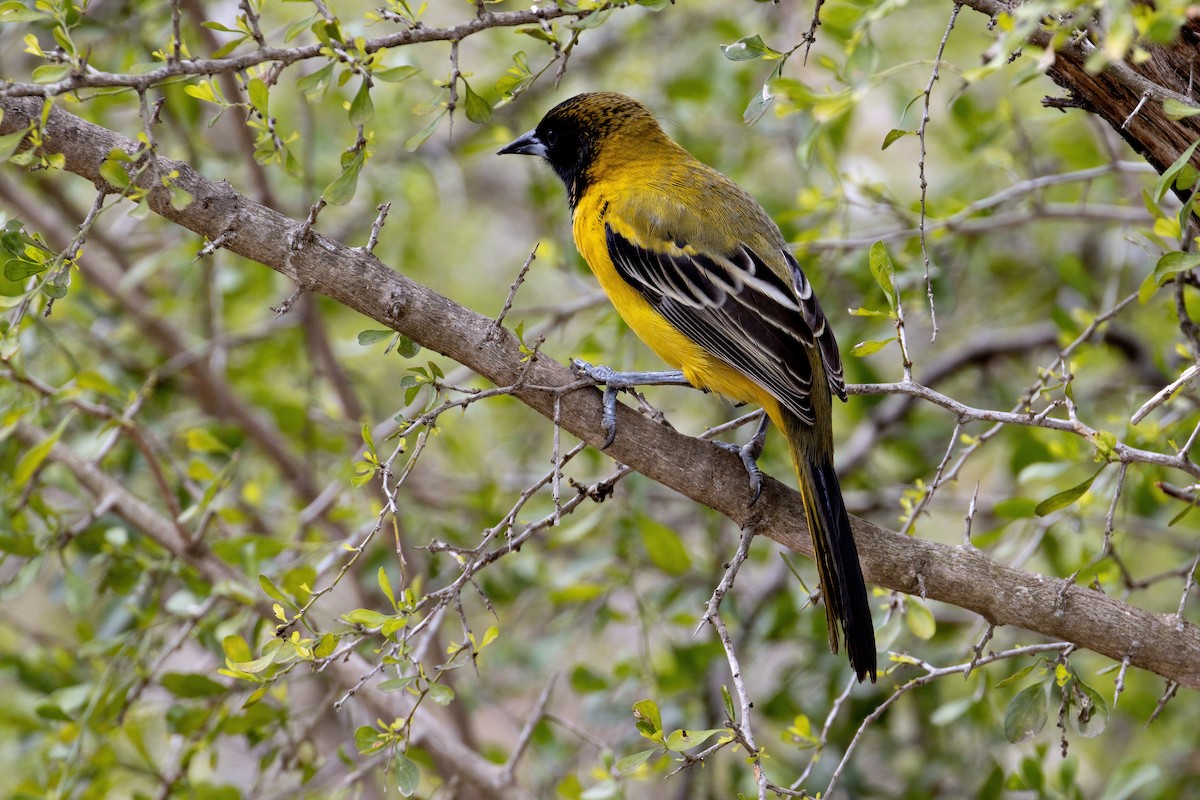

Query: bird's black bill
498 128 546 158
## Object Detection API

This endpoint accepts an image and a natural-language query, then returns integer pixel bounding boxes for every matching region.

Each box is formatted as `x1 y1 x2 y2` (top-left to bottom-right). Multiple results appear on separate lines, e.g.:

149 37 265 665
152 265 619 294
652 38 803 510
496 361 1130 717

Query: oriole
500 92 876 682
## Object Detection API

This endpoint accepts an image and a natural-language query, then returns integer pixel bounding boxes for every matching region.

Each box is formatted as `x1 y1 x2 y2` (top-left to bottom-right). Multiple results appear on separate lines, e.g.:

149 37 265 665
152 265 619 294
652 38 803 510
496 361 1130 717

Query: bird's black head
498 92 660 208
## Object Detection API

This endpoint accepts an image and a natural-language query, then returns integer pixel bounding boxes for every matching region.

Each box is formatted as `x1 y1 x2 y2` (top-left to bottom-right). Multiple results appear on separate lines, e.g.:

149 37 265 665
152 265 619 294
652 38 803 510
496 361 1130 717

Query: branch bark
959 0 1200 190
2 97 1197 694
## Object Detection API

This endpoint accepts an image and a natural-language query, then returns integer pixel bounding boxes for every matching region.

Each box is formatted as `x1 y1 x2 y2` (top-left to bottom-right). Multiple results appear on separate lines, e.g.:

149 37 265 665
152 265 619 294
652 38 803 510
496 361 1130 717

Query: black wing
606 224 844 426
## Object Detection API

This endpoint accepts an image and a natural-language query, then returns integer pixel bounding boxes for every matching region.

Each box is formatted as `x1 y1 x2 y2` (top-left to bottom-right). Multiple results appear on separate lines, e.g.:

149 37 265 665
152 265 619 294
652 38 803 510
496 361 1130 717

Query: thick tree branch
959 0 1200 188
3 96 1197 691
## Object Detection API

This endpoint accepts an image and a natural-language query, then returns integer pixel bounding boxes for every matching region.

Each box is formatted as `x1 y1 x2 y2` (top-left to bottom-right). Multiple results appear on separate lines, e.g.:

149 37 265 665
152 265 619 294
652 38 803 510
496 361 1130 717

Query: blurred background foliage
0 0 1198 798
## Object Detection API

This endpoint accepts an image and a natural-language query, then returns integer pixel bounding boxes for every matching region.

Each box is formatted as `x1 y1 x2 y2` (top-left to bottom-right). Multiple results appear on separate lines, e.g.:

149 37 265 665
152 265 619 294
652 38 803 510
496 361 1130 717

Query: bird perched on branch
500 92 876 682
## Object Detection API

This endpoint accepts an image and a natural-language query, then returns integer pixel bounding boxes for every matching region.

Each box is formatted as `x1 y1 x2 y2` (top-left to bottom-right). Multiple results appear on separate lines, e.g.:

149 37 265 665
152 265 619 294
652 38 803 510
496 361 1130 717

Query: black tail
795 452 877 683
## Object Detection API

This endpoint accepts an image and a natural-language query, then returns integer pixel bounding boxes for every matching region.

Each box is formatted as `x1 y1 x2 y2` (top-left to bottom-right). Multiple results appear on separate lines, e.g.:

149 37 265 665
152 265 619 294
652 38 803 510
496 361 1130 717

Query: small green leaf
343 608 390 628
404 110 445 152
355 725 385 754
427 682 455 705
186 427 230 454
393 334 421 358
721 33 780 61
1034 465 1105 516
231 648 280 675
222 634 253 663
615 748 657 773
905 599 936 640
349 78 374 125
1004 683 1048 743
995 662 1040 688
1138 251 1200 303
743 84 774 125
4 258 46 281
868 240 897 311
1163 98 1200 120
1154 137 1200 201
357 329 394 345
632 698 662 738
99 157 130 190
462 80 492 124
297 63 333 101
247 77 269 115
638 517 691 575
32 63 70 83
375 65 419 83
13 413 70 487
160 672 228 698
394 751 420 796
663 728 728 752
850 337 895 357
323 150 364 205
378 566 396 609
1071 679 1109 738
258 573 290 605
882 128 912 150
721 685 735 721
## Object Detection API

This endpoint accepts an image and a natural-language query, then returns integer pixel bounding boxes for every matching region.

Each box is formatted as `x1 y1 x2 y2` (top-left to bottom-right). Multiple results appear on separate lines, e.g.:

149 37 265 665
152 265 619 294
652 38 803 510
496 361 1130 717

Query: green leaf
13 413 70 487
995 662 1040 688
850 337 895 357
4 258 46 281
1034 465 1105 516
462 80 492 124
663 728 727 752
393 334 421 358
0 122 31 162
615 748 657 773
258 573 290 605
357 329 394 345
882 128 912 150
905 599 936 640
1004 683 1048 743
344 608 390 628
1138 251 1200 303
231 648 280 675
638 517 691 575
323 150 364 205
31 63 70 84
1071 679 1109 738
1163 98 1200 120
632 698 662 738
404 110 445 152
394 751 420 796
378 566 396 609
570 664 609 693
160 672 228 698
721 33 781 61
374 65 419 83
247 77 269 116
222 634 253 663
349 78 374 125
1153 137 1200 201
355 725 385 754
743 85 774 125
868 240 897 311
297 63 333 101
0 2 45 22
186 427 230 454
427 682 455 705
721 685 735 721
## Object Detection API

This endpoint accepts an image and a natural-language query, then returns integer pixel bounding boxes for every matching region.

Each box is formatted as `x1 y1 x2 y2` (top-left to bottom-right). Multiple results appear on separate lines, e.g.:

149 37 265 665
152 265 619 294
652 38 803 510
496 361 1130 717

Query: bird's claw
714 413 770 504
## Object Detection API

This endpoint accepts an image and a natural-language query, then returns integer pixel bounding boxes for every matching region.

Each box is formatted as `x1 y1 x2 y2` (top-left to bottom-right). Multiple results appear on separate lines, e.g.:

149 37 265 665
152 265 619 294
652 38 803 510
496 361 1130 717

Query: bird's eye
541 127 559 149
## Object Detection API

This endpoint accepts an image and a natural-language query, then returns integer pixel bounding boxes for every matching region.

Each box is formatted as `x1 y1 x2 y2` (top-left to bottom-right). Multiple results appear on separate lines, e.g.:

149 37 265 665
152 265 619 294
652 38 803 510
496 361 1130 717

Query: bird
499 92 876 682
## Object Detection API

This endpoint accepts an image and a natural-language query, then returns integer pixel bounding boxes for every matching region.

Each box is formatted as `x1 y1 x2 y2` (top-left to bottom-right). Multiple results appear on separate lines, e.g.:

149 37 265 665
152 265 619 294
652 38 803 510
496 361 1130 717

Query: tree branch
3 95 1197 690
